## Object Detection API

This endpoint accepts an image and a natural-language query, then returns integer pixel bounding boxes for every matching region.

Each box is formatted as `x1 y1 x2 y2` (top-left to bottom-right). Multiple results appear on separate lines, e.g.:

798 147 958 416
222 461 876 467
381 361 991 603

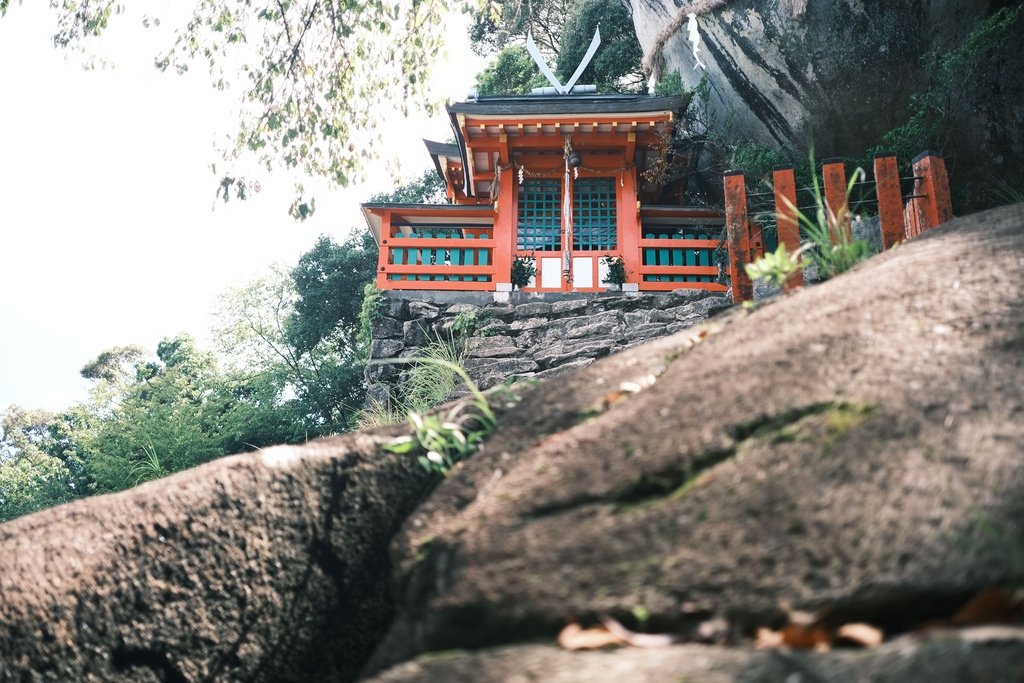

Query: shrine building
362 88 726 297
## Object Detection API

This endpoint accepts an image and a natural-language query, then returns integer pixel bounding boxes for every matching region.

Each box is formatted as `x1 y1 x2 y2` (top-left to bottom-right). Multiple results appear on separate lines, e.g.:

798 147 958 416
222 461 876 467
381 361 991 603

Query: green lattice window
517 179 562 251
573 177 617 250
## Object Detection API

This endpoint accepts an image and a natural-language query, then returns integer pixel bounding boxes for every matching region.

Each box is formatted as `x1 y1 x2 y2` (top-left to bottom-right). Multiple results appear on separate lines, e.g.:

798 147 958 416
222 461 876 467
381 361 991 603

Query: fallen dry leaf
755 627 785 649
836 623 883 648
601 390 629 408
951 588 1024 626
557 622 624 650
599 615 679 648
756 611 831 652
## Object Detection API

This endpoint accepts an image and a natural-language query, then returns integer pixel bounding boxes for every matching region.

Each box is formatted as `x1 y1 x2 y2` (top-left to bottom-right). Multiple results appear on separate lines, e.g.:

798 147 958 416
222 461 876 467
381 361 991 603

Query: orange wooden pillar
873 151 906 249
375 209 393 289
911 151 953 232
821 158 848 240
493 166 516 290
619 167 641 288
724 170 753 302
772 163 803 289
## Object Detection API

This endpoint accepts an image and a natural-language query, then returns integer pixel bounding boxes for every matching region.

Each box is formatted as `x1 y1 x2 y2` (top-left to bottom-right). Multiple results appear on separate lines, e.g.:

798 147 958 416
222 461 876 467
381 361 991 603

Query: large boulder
368 638 1024 683
364 203 1024 677
630 0 1024 207
631 0 990 151
2 206 1023 682
0 432 434 682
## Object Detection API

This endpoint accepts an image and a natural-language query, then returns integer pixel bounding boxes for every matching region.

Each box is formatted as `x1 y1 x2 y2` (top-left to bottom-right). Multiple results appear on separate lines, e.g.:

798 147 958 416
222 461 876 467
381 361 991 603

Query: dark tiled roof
423 140 461 157
360 202 486 211
447 94 688 116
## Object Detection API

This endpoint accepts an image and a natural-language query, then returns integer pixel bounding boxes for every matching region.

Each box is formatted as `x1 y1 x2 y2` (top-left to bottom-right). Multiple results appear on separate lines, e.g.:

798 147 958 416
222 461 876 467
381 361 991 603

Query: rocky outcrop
1 205 1022 682
0 433 435 682
365 290 733 408
630 0 1024 207
368 638 1024 683
363 202 1024 678
631 0 991 152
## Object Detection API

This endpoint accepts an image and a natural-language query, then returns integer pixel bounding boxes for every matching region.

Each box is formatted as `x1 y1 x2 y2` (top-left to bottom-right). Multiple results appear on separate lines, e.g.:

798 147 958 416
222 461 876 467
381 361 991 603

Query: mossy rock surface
1 206 1023 683
365 203 1024 678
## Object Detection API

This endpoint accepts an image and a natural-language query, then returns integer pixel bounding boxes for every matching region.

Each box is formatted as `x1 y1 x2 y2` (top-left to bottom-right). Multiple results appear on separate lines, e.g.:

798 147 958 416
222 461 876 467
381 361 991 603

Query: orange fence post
724 170 753 303
821 158 849 240
772 164 803 289
493 166 516 290
619 168 641 288
873 151 905 249
911 151 953 232
375 209 393 289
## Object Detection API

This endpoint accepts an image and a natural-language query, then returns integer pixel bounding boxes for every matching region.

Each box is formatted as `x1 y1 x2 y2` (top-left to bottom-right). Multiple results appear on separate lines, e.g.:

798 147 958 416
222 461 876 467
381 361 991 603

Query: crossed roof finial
526 27 602 95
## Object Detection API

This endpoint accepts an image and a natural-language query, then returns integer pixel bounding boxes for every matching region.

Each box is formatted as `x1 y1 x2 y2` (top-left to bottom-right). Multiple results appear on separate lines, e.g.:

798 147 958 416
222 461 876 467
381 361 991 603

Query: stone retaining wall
365 290 732 409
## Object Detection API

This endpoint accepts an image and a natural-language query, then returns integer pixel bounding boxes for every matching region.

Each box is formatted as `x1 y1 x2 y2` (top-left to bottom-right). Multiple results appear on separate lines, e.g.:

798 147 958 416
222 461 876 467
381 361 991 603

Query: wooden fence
724 151 954 302
377 228 497 291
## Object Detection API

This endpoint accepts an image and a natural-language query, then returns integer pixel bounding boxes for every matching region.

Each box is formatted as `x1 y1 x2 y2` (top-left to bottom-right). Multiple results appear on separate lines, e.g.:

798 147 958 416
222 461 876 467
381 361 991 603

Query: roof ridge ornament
526 27 601 95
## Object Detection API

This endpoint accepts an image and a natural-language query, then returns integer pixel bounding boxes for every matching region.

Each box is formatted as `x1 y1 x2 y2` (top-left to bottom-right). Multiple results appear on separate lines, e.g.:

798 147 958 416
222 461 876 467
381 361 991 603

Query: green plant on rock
780 154 872 281
510 254 537 289
451 311 478 338
401 333 469 414
601 255 627 289
381 359 496 475
357 332 469 429
357 282 387 353
744 243 808 288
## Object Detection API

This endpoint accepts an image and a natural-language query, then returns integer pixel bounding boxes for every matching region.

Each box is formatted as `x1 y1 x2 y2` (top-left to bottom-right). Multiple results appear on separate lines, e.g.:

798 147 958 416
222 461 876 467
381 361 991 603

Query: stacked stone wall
365 290 732 408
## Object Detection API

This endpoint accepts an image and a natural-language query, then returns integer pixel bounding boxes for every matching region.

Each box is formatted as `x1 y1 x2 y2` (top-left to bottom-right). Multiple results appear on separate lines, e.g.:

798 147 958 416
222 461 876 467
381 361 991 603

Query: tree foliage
2 0 472 211
469 0 573 56
0 406 75 521
555 0 644 93
0 174 436 521
366 167 447 205
288 233 378 353
475 46 547 95
470 0 643 94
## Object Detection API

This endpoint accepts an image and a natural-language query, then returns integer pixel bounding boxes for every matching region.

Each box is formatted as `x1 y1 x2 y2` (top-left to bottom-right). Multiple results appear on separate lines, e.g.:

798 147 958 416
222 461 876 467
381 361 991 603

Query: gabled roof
360 203 494 242
423 139 461 190
448 93 689 117
447 92 689 198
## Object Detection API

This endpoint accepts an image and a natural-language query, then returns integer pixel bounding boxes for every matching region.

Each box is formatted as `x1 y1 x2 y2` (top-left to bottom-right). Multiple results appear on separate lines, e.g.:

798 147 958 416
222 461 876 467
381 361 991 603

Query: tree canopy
475 46 547 95
0 0 473 214
471 0 645 94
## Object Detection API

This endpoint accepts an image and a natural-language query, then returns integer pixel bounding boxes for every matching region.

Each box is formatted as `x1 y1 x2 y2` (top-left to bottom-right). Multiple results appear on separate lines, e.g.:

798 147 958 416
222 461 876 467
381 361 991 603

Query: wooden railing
724 150 953 302
637 233 727 292
377 229 497 291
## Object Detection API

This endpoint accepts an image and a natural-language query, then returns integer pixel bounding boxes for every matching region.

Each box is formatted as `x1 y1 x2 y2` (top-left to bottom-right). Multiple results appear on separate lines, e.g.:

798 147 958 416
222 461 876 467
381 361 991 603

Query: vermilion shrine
362 90 725 296
363 36 953 303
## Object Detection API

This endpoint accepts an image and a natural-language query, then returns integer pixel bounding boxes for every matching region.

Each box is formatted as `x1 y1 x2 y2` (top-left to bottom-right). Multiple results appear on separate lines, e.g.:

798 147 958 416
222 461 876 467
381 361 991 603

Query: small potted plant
601 255 627 290
510 255 537 290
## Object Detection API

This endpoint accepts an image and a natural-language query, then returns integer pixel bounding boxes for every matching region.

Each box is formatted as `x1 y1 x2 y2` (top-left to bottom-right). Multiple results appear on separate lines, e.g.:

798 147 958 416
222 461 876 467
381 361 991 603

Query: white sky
0 3 484 412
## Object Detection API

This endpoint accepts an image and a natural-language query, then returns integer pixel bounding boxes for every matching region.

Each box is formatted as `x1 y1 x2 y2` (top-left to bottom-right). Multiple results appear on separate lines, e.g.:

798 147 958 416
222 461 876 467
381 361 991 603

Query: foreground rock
364 203 1024 678
0 433 432 682
369 635 1024 683
2 205 1022 682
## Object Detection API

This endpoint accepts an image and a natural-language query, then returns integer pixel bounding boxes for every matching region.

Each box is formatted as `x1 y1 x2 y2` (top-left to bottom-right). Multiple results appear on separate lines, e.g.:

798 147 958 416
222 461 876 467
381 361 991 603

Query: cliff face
629 0 991 153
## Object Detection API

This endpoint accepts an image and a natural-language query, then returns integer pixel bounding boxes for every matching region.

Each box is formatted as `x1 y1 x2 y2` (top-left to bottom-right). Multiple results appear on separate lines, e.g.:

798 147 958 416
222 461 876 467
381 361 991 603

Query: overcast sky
0 3 483 412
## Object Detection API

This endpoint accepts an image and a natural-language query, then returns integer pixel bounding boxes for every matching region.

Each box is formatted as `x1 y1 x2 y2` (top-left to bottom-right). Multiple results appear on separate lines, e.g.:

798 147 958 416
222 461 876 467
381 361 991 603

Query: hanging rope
493 160 636 182
489 164 501 203
562 150 573 283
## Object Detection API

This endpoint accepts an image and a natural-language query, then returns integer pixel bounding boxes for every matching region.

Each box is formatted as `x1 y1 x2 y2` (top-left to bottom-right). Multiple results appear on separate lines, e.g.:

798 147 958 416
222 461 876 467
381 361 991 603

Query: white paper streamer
687 13 707 70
